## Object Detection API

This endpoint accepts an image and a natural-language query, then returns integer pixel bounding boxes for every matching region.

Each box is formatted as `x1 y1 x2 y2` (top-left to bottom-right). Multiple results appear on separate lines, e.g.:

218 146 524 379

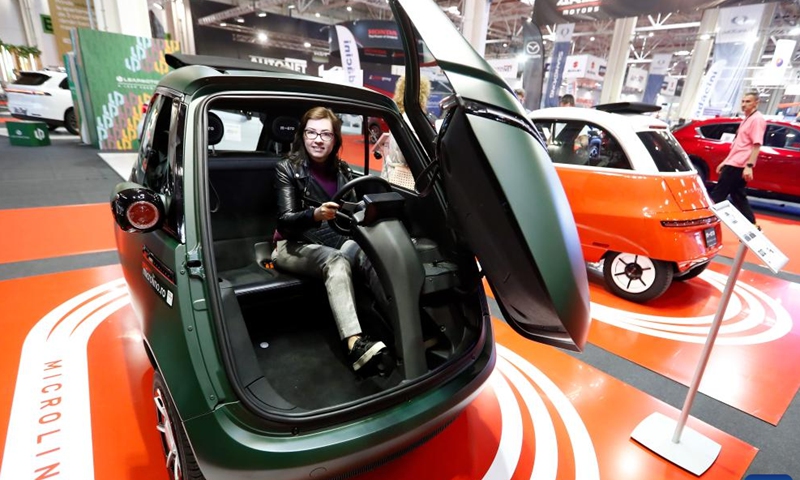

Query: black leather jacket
275 155 355 247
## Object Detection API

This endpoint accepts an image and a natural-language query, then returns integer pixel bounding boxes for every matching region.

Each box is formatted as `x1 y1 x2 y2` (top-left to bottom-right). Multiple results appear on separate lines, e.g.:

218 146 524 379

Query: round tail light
127 201 161 230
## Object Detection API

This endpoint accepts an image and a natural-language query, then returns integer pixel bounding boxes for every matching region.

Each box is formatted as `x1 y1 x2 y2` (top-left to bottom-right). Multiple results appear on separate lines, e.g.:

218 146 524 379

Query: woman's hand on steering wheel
314 202 340 222
328 175 393 235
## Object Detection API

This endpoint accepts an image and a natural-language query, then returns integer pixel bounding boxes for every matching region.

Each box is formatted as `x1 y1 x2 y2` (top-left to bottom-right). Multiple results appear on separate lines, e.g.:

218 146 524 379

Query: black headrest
208 112 224 146
272 116 299 144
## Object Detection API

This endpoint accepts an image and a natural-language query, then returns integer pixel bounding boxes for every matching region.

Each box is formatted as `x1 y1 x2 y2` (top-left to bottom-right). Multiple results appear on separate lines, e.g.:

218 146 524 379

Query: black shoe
348 337 387 372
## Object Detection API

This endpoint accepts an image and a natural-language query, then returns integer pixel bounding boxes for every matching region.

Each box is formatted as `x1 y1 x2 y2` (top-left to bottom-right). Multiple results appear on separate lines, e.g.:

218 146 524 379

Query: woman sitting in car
271 106 387 374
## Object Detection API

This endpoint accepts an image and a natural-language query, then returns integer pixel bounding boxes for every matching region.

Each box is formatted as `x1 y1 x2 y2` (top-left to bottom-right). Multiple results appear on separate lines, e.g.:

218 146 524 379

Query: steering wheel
328 175 393 235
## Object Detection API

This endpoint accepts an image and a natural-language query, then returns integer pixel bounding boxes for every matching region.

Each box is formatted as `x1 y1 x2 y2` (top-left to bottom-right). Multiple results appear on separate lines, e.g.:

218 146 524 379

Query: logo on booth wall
34 129 46 141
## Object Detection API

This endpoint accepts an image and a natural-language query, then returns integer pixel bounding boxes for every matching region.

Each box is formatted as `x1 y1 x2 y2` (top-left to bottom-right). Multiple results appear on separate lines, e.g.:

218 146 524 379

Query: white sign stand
631 200 789 475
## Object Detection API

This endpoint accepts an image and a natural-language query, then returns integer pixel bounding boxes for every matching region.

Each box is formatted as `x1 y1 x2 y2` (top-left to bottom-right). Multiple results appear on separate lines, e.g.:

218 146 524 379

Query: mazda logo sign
526 41 541 55
559 27 570 36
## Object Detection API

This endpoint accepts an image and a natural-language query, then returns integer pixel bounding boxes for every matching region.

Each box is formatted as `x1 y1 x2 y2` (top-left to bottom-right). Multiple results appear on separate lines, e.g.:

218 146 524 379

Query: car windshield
637 130 692 172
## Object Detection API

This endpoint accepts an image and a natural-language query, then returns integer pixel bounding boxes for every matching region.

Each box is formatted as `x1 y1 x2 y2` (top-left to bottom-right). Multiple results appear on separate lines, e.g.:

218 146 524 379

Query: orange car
530 103 723 302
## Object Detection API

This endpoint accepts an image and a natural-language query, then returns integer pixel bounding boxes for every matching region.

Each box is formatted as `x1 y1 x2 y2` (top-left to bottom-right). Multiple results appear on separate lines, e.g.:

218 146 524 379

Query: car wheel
368 123 382 144
153 371 206 480
674 262 709 282
602 251 673 302
64 108 79 135
47 124 59 132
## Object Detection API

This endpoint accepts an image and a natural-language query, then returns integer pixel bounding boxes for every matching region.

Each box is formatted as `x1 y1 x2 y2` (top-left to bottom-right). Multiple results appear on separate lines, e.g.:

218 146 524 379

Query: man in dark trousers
709 91 766 225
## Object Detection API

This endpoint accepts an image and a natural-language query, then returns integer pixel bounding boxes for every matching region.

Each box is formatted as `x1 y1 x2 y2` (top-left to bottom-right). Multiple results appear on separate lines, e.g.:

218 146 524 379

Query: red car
673 117 800 201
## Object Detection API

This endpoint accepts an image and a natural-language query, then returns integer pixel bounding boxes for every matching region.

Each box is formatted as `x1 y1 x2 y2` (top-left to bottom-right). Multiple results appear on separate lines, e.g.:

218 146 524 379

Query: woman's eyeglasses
304 130 334 142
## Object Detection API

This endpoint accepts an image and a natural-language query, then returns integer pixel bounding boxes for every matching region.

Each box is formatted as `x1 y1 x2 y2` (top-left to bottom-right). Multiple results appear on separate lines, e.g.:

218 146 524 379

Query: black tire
603 251 673 303
153 371 206 480
674 262 709 282
368 123 382 144
47 124 59 132
64 108 79 135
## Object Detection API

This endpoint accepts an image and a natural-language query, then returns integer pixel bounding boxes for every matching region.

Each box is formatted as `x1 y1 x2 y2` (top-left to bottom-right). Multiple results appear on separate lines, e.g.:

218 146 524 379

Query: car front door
392 0 590 351
759 124 800 198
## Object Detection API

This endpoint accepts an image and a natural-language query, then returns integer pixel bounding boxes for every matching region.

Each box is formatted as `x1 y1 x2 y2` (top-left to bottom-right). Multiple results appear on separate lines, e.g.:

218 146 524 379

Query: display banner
544 23 574 108
624 66 647 92
335 25 362 87
487 58 518 80
521 21 545 110
642 53 672 104
534 0 743 26
753 39 796 86
47 0 95 63
703 4 765 116
72 29 180 150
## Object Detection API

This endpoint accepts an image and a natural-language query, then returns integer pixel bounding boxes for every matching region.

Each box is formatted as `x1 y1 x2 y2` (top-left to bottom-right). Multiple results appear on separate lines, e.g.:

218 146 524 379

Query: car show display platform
0 265 756 480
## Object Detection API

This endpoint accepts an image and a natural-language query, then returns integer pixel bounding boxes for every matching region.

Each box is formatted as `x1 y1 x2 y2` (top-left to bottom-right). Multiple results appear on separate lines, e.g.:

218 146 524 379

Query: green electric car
111 1 590 478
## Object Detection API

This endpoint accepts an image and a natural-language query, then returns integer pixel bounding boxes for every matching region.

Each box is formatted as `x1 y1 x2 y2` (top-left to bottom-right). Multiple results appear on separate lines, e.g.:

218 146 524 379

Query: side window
142 96 174 193
533 120 631 170
206 109 262 152
763 125 800 150
59 78 69 89
699 123 738 140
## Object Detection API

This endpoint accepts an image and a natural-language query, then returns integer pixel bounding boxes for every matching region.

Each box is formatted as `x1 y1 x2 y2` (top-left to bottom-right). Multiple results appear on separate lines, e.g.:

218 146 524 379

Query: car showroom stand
631 200 789 475
6 121 50 146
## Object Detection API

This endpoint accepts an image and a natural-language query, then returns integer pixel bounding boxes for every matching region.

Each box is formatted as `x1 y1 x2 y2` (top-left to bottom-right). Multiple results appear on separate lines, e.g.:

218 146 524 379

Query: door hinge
185 246 205 279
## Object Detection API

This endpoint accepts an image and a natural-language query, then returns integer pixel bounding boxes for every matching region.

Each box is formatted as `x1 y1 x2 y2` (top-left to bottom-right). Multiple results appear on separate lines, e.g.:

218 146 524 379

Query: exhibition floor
0 135 798 479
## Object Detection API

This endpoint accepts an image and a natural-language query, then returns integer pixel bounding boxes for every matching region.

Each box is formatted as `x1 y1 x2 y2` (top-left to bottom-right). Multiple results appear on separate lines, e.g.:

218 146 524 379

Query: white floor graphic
97 152 137 180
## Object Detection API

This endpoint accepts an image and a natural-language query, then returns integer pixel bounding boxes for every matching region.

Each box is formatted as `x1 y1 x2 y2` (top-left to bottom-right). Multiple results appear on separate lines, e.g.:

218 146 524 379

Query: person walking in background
709 91 766 226
559 94 575 107
374 75 431 189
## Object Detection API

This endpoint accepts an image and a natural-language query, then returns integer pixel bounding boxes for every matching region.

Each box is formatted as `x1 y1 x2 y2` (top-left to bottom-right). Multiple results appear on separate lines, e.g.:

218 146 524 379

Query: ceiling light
220 22 227 26
699 33 710 40
304 41 311 48
446 6 459 14
590 36 595 41
526 17 532 23
675 50 690 56
287 4 295 9
502 42 508 47
346 5 352 11
315 12 320 17
257 32 267 42
236 17 244 23
257 11 267 17
648 32 654 37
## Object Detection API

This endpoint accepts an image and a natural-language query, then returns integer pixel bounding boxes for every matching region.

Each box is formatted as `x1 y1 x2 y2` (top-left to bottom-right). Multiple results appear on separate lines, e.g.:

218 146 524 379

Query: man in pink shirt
709 92 766 225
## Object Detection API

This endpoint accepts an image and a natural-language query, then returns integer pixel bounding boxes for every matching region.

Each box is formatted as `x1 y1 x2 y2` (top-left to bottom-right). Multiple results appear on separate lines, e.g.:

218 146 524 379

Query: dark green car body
111 1 590 478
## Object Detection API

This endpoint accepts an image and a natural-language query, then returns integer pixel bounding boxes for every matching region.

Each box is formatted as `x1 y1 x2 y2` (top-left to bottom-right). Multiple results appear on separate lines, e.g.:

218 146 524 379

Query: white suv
6 69 78 135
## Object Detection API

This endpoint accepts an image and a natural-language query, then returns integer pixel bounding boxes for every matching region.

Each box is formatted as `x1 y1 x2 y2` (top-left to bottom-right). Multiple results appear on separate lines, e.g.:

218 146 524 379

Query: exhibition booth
0 0 798 479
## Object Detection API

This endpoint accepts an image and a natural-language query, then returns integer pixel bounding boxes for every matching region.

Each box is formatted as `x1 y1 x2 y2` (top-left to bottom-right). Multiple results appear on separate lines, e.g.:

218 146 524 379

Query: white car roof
528 106 677 175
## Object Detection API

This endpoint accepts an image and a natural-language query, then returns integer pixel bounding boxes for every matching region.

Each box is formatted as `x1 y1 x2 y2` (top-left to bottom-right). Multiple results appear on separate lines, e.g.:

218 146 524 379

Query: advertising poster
705 3 765 116
521 21 545 110
47 0 95 63
73 29 180 150
642 53 672 104
544 23 574 108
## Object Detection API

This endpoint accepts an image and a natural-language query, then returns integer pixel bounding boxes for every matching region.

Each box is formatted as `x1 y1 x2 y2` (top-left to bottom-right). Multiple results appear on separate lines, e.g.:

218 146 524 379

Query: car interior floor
240 289 403 410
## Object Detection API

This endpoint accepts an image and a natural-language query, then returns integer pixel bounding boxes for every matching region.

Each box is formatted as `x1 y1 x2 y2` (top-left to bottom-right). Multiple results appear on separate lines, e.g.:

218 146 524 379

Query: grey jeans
272 239 368 340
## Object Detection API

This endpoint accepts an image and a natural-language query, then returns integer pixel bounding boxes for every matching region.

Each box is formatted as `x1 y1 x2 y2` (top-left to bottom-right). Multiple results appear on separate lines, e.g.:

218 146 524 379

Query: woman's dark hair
289 106 343 171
